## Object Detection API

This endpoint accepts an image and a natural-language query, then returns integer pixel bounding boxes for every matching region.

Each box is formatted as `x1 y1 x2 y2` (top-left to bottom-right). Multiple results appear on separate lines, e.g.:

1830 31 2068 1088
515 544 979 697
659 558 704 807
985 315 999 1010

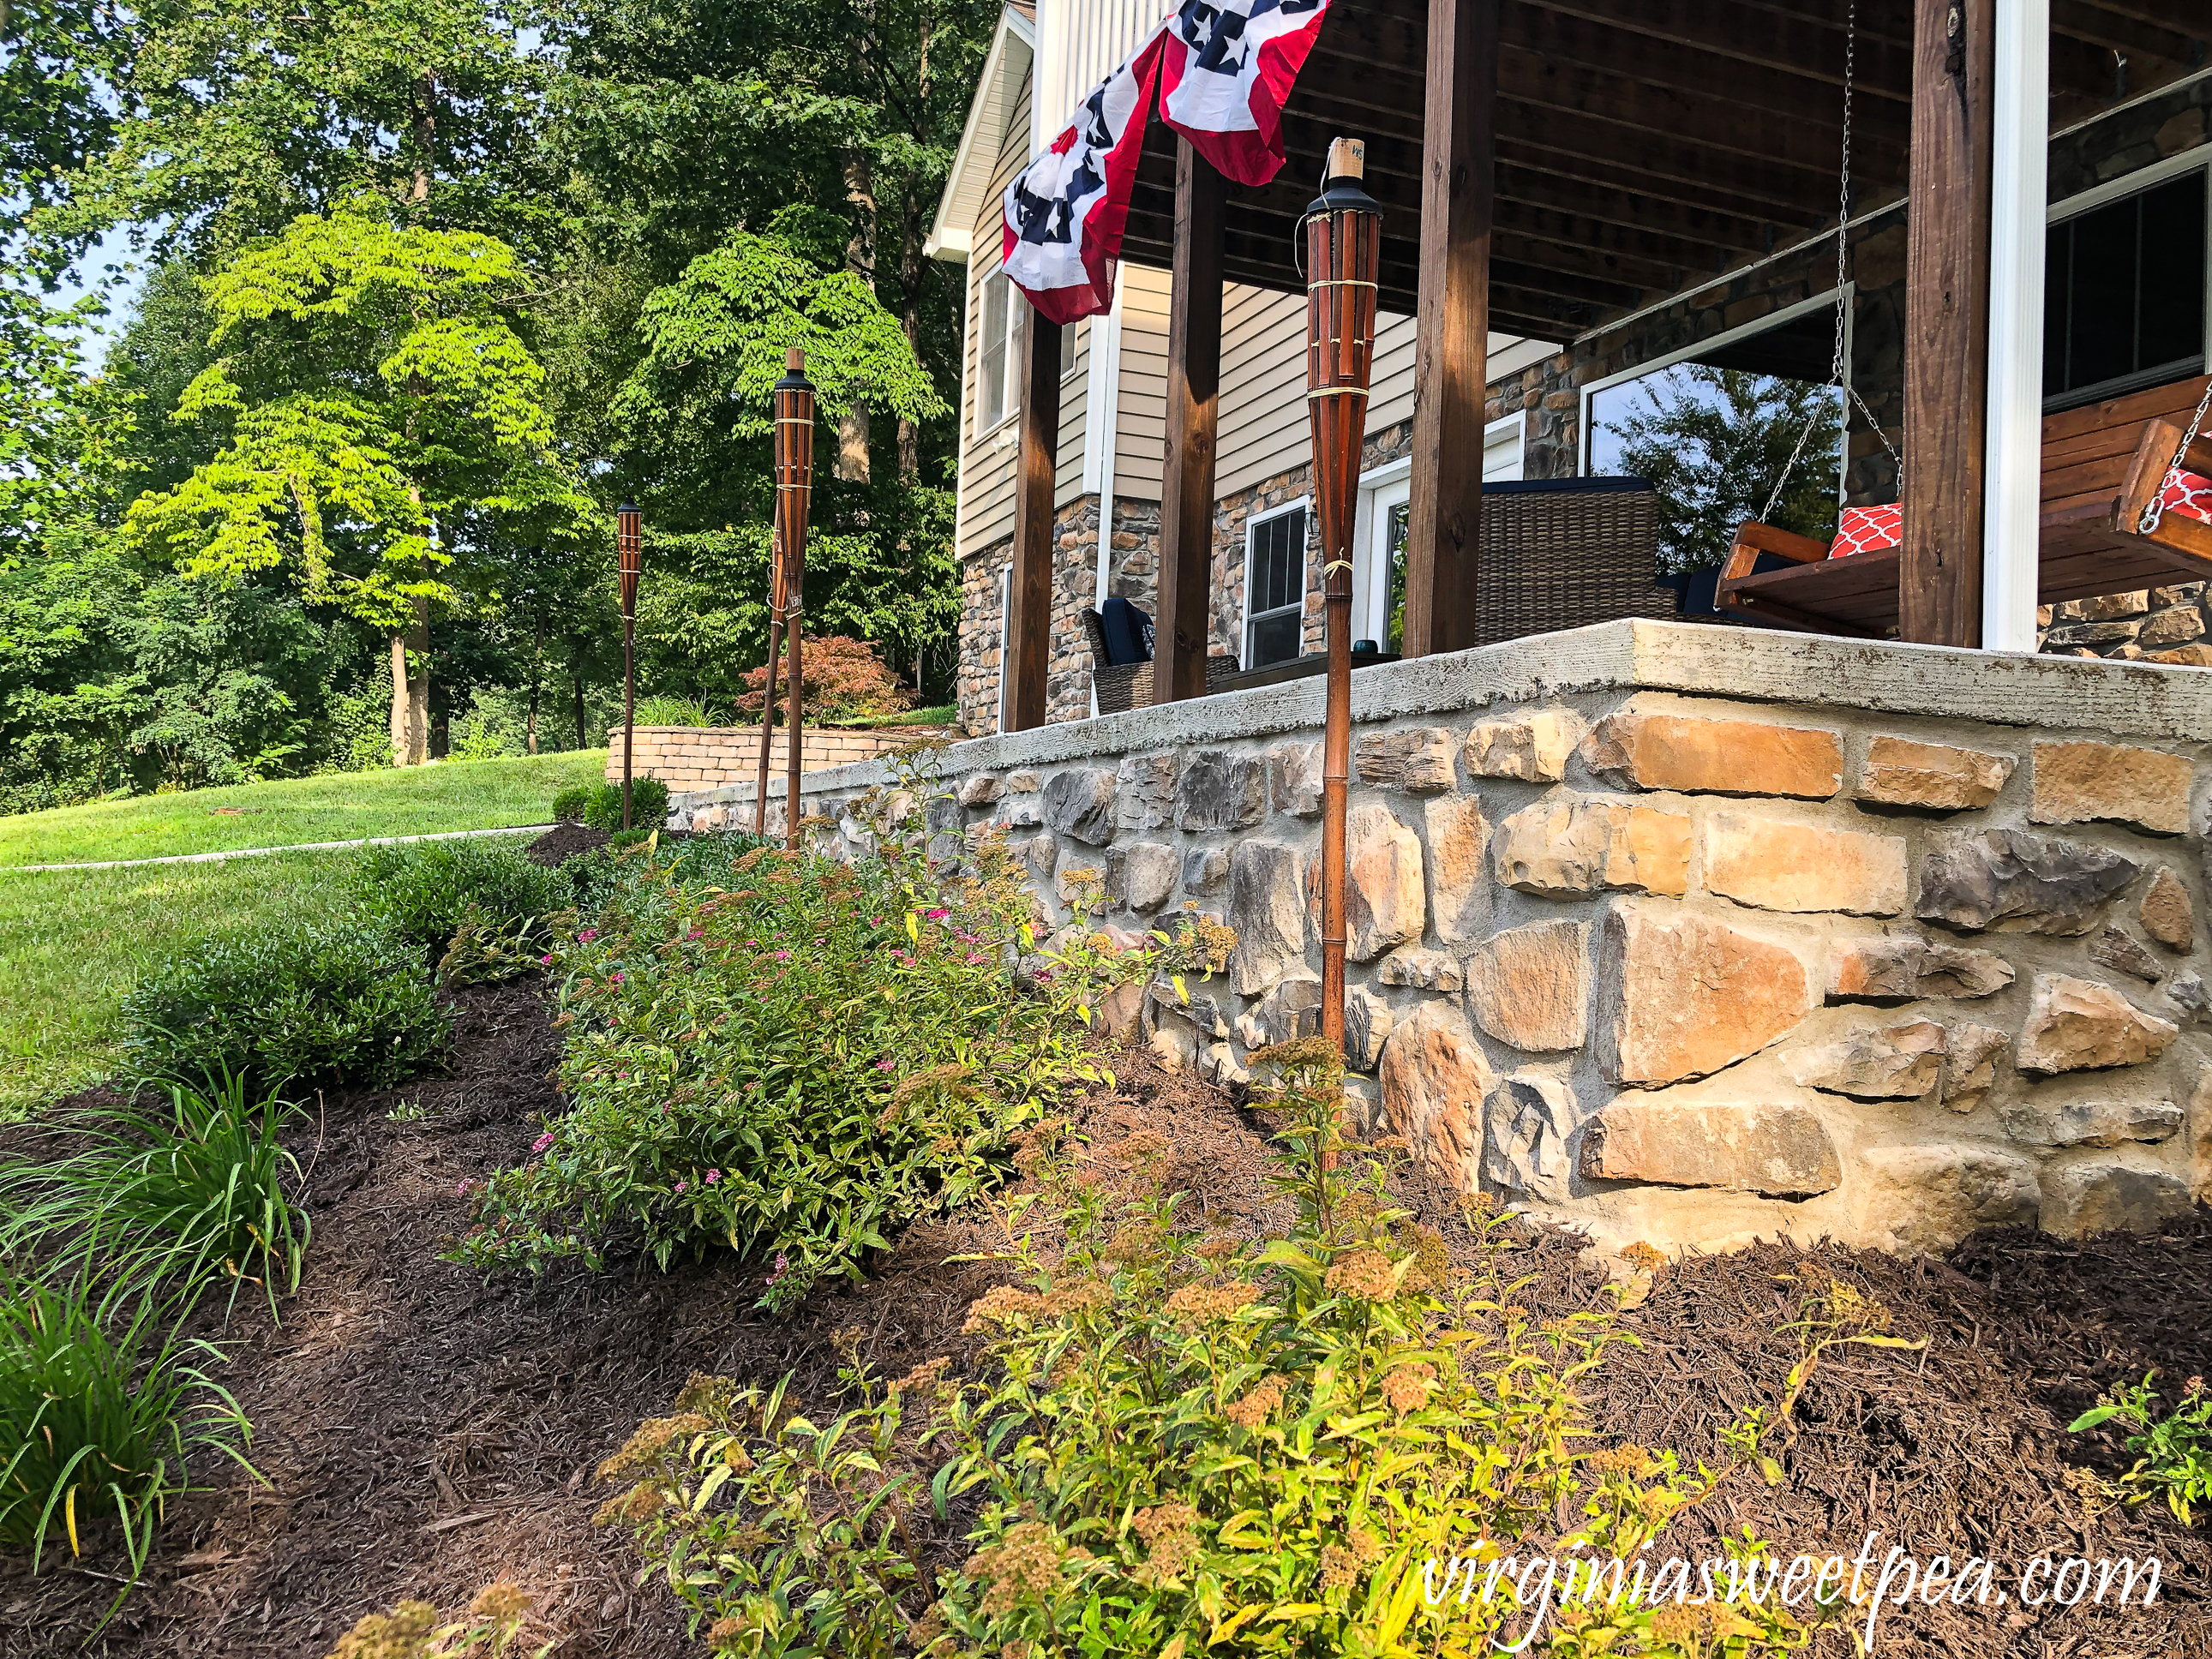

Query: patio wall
672 621 2212 1254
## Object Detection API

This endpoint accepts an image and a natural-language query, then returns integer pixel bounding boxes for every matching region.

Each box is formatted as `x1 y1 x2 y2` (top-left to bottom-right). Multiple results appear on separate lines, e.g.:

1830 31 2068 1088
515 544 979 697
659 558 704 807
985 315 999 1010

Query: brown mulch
5 988 2209 1656
523 822 608 867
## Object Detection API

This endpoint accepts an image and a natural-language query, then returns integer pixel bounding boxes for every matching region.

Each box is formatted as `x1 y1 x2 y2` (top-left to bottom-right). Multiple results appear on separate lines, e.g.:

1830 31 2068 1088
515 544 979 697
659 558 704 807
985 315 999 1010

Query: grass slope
0 849 365 1117
0 750 608 868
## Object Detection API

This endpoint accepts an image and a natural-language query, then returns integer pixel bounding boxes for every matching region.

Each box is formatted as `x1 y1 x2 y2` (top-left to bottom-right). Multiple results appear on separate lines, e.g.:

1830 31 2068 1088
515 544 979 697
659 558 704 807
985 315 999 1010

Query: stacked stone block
603 726 936 794
771 629 2212 1255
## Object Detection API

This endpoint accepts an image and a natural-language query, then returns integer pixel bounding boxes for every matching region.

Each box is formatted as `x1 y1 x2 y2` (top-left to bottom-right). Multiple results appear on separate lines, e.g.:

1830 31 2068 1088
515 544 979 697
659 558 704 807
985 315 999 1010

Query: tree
123 205 594 763
1605 363 1844 574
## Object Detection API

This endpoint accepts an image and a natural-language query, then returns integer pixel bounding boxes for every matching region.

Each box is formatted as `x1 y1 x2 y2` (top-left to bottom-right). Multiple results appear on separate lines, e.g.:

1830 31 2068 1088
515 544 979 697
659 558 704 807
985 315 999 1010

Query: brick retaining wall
604 727 947 794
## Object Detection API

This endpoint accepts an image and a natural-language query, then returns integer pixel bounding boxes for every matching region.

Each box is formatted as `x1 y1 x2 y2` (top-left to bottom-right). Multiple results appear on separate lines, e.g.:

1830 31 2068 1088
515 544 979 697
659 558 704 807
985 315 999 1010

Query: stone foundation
676 620 2212 1254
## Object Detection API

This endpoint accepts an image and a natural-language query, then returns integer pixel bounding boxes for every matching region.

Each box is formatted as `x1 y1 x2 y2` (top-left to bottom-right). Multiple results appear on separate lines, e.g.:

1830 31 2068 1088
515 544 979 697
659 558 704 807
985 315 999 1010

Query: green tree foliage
1 0 993 810
1605 363 1845 574
124 206 592 632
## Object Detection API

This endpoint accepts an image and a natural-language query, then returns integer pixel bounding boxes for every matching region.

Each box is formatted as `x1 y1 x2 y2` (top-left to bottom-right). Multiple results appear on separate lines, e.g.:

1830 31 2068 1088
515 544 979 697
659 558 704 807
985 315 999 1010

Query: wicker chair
1472 476 1678 645
1082 608 1238 715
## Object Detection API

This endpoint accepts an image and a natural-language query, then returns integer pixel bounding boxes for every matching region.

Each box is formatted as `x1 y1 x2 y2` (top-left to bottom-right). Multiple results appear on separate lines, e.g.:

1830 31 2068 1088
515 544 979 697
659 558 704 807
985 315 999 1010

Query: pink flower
686 928 705 940
774 949 792 961
874 1058 895 1071
966 952 986 965
608 971 625 984
540 954 554 966
675 1180 687 1194
925 907 950 921
871 916 885 926
531 1132 554 1154
705 1169 721 1184
578 929 599 942
456 1179 472 1197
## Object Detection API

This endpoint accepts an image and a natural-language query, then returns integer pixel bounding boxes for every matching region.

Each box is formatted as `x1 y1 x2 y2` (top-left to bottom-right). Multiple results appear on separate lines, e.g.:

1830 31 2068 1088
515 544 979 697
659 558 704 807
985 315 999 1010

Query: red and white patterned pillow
2156 465 2212 529
1827 502 1903 559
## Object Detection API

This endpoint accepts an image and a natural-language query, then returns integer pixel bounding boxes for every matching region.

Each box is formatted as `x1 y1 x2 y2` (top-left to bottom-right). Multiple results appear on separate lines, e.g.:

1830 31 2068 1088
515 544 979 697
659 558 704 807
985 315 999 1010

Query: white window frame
1575 287 1853 505
2041 145 2210 415
1348 415 1525 645
975 263 1020 435
1239 497 1312 671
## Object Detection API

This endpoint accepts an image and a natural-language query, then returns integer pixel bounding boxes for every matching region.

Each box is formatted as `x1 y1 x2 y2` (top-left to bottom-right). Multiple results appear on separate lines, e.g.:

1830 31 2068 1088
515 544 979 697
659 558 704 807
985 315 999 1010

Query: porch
993 0 2211 731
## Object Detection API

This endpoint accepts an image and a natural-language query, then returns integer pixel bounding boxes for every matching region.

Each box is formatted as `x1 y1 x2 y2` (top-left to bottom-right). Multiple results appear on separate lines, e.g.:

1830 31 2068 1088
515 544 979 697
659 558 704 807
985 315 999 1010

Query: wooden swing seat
1717 374 2212 638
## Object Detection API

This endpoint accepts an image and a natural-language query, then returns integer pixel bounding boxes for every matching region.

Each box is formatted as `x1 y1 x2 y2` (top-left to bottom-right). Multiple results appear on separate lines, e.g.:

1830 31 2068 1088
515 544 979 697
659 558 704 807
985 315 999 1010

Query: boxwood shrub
122 918 450 1088
348 839 570 955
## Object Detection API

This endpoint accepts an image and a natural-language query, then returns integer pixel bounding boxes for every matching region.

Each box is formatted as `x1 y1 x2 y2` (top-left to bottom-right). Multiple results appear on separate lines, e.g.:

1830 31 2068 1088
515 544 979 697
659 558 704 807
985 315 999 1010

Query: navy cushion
1101 596 1154 665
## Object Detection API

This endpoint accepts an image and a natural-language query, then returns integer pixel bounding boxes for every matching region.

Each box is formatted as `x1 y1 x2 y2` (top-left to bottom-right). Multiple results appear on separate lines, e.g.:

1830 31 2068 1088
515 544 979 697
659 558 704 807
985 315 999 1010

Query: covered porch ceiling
1112 0 2208 338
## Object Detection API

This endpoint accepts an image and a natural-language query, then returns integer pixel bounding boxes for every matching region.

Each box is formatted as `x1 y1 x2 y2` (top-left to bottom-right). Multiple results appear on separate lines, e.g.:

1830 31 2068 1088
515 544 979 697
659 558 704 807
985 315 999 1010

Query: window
978 268 1076 431
1353 416 1524 649
1243 505 1309 668
2044 170 2208 412
977 267 1015 430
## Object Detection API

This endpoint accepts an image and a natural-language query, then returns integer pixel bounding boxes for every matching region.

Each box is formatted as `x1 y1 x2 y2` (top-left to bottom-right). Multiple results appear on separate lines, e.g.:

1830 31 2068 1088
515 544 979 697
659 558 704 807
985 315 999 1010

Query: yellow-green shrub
597 1045 1818 1658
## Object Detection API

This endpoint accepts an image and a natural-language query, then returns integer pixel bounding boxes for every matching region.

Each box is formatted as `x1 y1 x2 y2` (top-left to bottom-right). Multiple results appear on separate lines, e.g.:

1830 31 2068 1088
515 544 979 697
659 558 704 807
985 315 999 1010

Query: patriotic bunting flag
1001 0 1335 323
1159 0 1333 187
1002 33 1165 326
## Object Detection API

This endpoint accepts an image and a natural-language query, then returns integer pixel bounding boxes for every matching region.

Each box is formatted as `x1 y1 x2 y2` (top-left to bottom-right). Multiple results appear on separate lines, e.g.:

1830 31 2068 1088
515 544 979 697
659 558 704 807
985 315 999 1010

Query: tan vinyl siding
1214 287 1418 500
955 75 1034 558
1113 263 1172 501
1056 316 1088 507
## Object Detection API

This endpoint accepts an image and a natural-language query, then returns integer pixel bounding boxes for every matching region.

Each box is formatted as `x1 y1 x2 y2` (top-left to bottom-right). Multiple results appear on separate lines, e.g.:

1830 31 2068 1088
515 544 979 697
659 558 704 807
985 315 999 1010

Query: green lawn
0 750 608 868
0 849 369 1116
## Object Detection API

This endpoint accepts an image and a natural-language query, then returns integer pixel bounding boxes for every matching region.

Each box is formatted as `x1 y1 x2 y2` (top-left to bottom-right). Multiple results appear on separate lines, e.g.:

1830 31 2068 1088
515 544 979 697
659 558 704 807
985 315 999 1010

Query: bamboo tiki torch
751 500 789 837
773 348 818 851
616 503 643 831
1305 139 1382 1071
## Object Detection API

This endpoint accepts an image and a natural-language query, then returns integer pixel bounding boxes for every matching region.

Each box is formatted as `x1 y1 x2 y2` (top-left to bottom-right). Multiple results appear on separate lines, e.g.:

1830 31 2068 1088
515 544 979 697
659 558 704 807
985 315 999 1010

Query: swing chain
2139 374 2212 536
1760 0 1897 528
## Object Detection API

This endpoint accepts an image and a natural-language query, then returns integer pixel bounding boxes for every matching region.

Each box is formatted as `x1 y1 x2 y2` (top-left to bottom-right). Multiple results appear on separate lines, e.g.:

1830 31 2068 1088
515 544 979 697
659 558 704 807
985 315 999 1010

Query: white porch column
1981 0 2050 652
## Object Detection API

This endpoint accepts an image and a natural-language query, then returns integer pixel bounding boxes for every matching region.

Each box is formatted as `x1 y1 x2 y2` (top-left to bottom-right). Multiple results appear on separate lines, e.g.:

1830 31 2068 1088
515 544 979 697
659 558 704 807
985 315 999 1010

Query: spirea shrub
595 1047 1819 1659
450 781 1144 1309
123 917 450 1088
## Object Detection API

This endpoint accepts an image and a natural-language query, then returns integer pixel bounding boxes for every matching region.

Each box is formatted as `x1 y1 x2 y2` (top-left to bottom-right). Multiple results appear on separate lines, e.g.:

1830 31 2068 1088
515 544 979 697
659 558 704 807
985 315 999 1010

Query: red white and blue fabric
1001 33 1166 326
2155 465 2212 530
1001 0 1334 322
1827 502 1903 558
1158 0 1332 186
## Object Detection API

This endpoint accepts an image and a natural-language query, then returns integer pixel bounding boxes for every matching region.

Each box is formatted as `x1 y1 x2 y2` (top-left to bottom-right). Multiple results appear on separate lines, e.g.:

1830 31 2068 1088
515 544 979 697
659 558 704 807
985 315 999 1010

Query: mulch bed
6 975 2209 1656
522 823 608 867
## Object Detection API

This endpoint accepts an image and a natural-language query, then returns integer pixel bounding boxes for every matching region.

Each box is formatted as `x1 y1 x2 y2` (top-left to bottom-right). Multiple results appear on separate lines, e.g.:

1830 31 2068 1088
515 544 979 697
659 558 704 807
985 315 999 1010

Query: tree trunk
389 635 411 766
897 16 931 480
838 149 878 482
527 610 543 755
405 596 431 765
411 72 437 203
572 656 586 750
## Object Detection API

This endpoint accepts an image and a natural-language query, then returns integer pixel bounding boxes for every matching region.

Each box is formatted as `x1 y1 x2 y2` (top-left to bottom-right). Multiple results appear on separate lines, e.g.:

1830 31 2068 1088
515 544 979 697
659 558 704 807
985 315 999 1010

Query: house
929 0 2211 738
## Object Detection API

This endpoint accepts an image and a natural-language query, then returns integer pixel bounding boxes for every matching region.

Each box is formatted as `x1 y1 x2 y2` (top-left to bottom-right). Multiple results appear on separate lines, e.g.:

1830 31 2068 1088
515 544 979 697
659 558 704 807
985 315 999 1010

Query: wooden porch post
1402 0 1497 659
1006 306 1063 732
1153 138 1226 703
1900 0 1996 647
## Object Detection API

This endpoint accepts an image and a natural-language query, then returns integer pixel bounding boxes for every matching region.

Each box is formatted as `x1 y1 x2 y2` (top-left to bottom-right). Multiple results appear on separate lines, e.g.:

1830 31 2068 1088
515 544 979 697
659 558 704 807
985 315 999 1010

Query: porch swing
1713 3 2212 640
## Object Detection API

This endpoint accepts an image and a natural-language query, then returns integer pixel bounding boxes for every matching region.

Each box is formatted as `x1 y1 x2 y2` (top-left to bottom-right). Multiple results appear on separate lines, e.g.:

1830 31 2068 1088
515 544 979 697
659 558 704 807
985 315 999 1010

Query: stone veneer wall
680 621 2212 1255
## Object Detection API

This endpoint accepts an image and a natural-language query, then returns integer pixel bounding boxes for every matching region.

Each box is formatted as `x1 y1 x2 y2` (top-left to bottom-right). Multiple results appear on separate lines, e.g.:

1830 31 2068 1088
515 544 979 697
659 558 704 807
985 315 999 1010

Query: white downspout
1982 0 2049 652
